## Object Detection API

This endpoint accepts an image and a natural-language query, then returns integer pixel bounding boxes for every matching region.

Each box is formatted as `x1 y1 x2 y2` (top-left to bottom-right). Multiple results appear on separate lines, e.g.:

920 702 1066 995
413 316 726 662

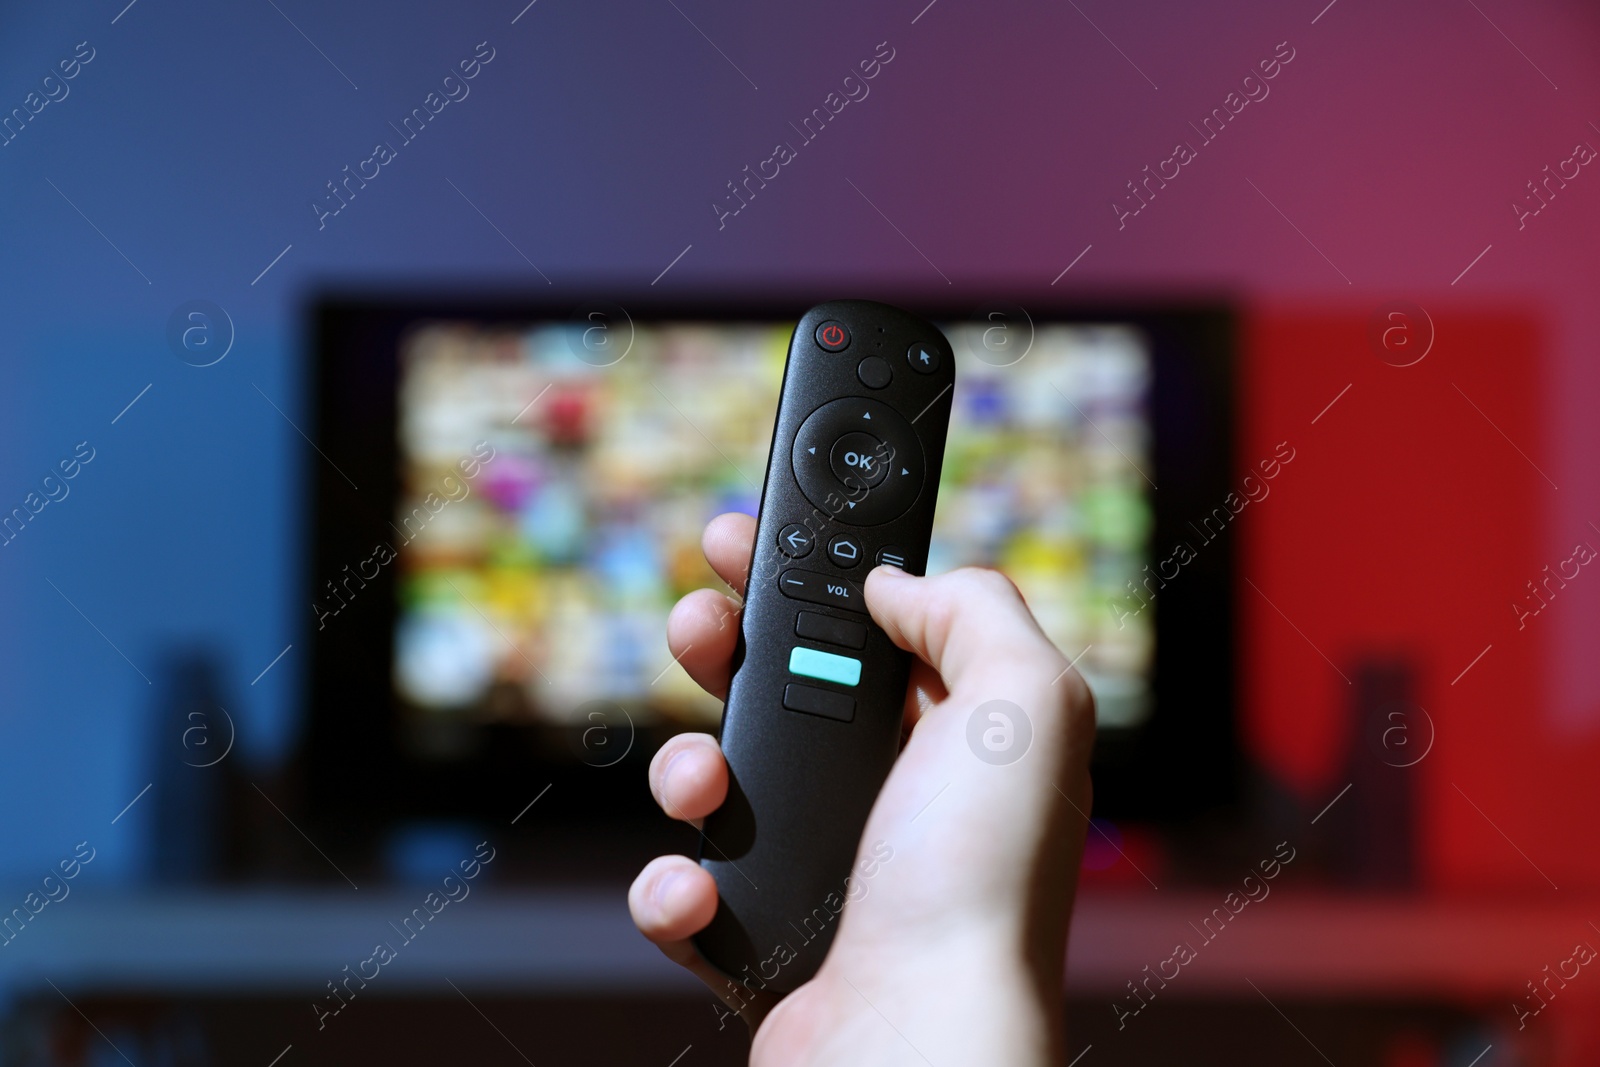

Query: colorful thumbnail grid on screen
393 320 1153 734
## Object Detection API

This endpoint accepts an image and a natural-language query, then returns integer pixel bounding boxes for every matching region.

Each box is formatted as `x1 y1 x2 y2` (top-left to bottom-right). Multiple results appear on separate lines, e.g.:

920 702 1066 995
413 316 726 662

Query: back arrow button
778 523 815 559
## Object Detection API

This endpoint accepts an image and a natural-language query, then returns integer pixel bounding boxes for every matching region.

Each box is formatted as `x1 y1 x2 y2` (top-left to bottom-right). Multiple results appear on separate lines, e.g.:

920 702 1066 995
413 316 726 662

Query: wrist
817 925 1061 1065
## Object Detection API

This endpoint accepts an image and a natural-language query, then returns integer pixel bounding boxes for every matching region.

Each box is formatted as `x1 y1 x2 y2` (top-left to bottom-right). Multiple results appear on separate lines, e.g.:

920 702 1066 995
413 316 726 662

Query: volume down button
778 569 865 611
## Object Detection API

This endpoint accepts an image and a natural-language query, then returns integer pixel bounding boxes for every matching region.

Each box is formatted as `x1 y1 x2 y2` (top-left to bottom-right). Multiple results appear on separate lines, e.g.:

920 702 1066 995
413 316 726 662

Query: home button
828 535 863 568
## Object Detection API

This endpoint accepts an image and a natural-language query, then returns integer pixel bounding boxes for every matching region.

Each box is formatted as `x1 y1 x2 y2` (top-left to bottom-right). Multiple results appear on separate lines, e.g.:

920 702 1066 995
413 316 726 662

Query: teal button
788 646 862 687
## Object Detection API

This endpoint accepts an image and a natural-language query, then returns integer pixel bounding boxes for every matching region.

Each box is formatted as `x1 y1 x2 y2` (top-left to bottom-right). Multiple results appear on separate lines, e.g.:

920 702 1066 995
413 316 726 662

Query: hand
628 513 1096 1066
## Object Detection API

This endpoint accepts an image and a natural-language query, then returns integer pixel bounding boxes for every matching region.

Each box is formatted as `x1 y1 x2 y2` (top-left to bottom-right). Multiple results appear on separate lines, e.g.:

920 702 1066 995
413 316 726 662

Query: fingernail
661 749 690 793
652 868 684 911
873 563 910 579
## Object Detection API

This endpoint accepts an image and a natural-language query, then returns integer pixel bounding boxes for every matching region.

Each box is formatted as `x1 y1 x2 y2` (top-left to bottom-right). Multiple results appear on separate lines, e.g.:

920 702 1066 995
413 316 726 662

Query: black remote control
694 300 955 994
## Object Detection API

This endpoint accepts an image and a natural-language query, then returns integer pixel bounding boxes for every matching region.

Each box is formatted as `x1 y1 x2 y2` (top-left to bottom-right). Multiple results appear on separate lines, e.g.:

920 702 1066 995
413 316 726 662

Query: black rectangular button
783 683 855 723
778 568 864 610
795 611 867 650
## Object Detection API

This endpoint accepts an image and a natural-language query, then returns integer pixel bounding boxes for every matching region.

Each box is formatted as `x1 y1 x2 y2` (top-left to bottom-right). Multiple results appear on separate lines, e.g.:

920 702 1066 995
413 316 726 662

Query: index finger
703 512 756 597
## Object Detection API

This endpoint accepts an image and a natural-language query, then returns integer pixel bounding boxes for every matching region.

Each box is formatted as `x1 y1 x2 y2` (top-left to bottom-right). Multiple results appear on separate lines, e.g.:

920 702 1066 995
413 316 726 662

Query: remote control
694 300 956 994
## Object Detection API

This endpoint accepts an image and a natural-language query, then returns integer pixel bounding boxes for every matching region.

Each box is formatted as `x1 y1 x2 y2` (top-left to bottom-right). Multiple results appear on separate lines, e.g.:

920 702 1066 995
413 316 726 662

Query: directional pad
791 398 924 526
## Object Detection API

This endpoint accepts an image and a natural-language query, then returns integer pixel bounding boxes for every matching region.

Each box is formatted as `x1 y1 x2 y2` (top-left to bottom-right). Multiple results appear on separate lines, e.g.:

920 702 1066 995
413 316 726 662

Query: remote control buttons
791 398 925 526
830 432 890 490
795 610 867 649
907 342 940 374
827 534 863 568
779 568 864 610
857 356 891 389
815 320 851 352
876 546 908 569
789 646 862 687
783 683 855 722
777 523 814 558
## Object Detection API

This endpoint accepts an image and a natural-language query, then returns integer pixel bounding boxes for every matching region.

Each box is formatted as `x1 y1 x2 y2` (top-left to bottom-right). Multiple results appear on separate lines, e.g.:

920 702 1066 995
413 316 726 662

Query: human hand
628 512 1095 1066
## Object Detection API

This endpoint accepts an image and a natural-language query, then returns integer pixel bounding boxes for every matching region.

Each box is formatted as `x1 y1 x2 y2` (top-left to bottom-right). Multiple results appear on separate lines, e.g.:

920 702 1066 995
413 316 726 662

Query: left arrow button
777 523 815 559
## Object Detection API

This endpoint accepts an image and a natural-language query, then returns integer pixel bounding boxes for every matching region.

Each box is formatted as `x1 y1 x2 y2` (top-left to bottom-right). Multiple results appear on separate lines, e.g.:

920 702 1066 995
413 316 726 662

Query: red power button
814 320 850 352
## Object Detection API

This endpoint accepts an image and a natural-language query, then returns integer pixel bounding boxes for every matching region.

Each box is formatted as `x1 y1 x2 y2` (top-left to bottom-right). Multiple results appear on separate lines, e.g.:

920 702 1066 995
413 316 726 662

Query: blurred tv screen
387 317 1155 757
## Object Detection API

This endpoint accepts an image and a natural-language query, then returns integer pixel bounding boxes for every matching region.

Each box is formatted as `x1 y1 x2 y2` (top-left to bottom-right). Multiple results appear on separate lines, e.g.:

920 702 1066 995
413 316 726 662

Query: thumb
856 563 1096 961
862 565 1069 696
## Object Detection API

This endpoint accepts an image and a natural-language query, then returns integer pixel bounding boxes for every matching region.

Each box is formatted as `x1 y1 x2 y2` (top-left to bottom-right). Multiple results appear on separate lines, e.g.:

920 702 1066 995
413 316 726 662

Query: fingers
629 854 719 944
864 565 1067 694
664 512 754 698
666 589 742 697
703 512 756 596
648 732 728 824
628 854 784 1027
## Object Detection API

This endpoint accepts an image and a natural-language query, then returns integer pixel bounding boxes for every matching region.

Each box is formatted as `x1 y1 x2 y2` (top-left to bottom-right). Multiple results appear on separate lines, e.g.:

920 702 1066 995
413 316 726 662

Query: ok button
830 432 890 490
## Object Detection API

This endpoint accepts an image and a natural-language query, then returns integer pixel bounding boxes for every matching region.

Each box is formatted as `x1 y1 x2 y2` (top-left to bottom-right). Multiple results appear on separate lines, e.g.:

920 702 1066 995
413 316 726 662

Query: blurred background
3 0 1599 1063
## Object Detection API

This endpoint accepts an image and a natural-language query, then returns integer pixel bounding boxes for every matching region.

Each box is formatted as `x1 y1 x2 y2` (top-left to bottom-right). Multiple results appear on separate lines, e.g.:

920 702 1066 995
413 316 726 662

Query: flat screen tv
300 293 1236 863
